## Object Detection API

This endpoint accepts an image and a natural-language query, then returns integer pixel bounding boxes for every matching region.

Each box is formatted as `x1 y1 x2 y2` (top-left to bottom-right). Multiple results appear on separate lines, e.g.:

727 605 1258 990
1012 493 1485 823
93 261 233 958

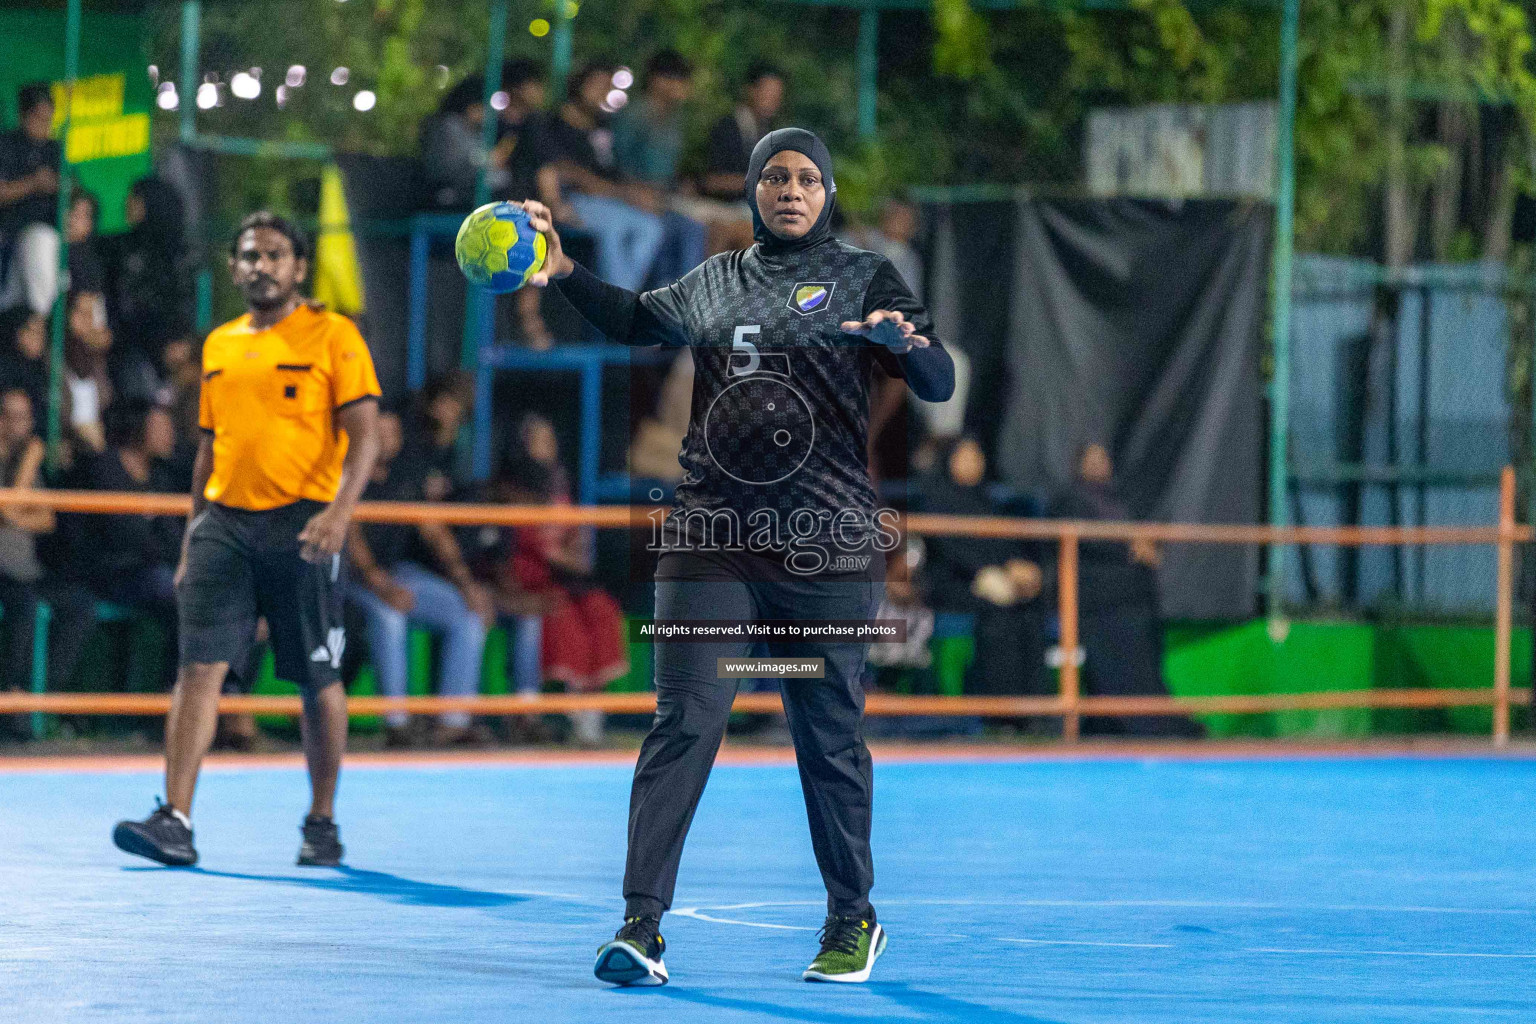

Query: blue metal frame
402 216 682 504
405 213 473 392
407 228 431 392
475 343 675 502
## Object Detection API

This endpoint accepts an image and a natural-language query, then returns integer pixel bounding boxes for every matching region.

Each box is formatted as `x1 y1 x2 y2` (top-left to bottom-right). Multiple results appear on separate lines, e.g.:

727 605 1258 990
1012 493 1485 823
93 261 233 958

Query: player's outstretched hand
299 506 350 563
840 309 929 354
522 200 575 288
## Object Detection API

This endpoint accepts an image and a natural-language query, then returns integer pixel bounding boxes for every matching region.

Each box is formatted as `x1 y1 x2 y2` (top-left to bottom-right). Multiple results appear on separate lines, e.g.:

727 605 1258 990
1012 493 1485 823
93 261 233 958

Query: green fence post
857 7 879 139
1266 0 1300 628
179 1 200 144
31 602 52 741
194 268 213 334
462 0 511 372
550 0 574 103
45 0 81 462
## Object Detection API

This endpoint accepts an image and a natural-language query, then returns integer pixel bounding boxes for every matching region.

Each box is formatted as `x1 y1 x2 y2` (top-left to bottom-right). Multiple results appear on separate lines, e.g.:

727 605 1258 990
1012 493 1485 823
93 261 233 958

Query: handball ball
455 201 547 293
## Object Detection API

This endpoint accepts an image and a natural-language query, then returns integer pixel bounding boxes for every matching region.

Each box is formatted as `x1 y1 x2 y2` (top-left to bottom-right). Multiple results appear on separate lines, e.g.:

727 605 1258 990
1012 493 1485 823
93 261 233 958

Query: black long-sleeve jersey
557 237 954 553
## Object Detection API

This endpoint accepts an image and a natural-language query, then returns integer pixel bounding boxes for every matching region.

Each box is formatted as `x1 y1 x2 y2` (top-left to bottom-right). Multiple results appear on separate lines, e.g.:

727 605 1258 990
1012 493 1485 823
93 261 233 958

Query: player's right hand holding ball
522 200 575 287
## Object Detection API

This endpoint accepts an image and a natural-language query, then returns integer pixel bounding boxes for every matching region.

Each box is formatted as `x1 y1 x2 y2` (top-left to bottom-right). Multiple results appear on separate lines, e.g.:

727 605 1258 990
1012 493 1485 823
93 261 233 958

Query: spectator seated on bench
468 440 628 747
0 387 94 731
60 401 184 688
345 407 492 748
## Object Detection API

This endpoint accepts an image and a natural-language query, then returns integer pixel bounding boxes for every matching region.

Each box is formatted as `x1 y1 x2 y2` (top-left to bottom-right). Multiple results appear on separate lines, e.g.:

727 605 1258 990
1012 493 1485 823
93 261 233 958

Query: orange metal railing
0 467 1528 744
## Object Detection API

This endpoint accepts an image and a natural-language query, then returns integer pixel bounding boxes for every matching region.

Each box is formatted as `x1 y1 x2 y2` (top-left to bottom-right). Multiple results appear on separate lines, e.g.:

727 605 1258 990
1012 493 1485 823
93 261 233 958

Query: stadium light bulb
490 91 509 111
529 18 550 37
156 83 178 111
148 65 159 84
196 83 218 110
353 90 377 112
612 69 633 90
231 72 260 100
331 67 350 86
604 89 628 111
275 85 289 108
287 65 306 88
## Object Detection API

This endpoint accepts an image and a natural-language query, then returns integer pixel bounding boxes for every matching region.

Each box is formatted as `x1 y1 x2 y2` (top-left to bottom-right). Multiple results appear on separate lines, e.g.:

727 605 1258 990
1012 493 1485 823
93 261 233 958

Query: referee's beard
242 277 300 314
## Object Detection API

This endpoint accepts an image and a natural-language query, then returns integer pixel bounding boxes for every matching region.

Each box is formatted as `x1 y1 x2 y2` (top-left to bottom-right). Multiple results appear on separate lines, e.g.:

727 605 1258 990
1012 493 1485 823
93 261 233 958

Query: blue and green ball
454 201 547 293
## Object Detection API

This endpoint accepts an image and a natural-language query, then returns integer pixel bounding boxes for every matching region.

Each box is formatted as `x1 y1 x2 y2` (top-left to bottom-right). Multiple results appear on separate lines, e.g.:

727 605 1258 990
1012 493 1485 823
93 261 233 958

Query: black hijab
745 127 837 255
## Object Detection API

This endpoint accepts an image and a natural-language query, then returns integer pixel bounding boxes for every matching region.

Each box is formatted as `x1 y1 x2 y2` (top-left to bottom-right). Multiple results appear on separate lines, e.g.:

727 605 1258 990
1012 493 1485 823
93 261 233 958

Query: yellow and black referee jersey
199 303 382 512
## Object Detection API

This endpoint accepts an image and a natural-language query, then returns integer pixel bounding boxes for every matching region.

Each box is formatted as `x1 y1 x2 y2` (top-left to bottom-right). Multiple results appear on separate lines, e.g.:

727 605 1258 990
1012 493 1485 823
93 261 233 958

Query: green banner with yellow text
0 7 152 234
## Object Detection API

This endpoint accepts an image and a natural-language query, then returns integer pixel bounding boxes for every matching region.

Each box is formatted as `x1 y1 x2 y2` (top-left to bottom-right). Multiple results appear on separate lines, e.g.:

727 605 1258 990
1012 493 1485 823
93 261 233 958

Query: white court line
670 902 1536 959
1001 938 1173 949
668 908 816 931
673 899 1529 916
1245 947 1536 959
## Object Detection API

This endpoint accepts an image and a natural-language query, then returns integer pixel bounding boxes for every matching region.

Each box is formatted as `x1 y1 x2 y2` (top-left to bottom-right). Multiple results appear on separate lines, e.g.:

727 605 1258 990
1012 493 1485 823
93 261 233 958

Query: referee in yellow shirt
114 212 381 868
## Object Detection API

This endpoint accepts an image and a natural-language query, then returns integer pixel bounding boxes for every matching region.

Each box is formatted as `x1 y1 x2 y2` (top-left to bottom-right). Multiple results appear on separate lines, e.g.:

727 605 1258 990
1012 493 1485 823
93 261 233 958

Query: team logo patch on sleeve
788 282 835 315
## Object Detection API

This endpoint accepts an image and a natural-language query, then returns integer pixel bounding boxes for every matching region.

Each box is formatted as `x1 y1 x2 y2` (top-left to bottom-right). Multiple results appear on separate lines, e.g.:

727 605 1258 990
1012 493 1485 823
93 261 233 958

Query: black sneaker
594 915 668 986
297 815 344 867
112 799 197 866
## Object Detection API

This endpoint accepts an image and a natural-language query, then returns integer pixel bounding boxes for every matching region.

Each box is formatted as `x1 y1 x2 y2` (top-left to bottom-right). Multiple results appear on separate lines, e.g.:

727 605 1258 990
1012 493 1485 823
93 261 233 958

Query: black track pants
623 548 882 922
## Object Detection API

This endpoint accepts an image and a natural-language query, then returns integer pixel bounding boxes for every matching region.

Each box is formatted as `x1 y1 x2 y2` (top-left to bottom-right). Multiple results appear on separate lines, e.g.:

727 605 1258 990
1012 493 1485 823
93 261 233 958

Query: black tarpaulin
993 198 1270 619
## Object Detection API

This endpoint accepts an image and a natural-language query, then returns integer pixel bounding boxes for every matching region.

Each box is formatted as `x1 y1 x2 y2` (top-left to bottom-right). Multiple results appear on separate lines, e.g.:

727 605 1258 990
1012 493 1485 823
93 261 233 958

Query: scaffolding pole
550 0 574 103
1266 0 1300 625
857 7 880 138
179 0 200 144
46 0 81 460
462 0 510 372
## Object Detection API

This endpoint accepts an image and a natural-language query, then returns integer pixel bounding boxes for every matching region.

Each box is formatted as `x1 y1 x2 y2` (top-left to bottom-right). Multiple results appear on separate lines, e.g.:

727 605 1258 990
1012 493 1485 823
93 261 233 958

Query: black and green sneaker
803 915 886 983
594 915 668 987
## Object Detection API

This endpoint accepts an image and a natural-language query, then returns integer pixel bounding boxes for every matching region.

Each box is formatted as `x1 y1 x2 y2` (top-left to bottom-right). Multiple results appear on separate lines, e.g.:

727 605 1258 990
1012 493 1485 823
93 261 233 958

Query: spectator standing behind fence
916 436 1051 705
0 387 95 735
103 178 195 375
685 63 785 254
0 84 62 316
539 62 665 292
612 50 707 284
346 408 494 748
0 305 51 425
1048 443 1199 738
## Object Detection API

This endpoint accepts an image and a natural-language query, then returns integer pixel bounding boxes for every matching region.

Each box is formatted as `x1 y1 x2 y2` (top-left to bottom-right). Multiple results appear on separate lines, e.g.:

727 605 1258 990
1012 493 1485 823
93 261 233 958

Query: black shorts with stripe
177 500 346 692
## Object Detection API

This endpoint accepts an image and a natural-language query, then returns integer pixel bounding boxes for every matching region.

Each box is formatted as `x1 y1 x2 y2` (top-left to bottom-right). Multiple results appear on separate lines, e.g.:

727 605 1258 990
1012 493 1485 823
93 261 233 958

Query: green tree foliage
1058 0 1536 256
146 0 1071 211
143 0 1536 256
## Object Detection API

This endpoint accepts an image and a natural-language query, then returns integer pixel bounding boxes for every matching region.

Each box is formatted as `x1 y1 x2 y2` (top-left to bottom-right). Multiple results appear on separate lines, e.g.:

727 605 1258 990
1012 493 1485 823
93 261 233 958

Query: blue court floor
4 754 1536 1023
